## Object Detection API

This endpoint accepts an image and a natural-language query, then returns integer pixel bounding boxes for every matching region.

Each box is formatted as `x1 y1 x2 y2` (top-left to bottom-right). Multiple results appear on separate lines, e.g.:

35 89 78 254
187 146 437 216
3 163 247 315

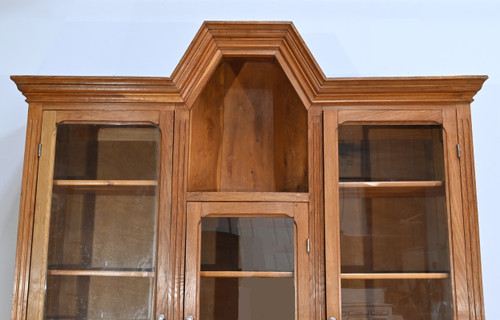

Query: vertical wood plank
457 104 485 320
294 202 310 320
188 64 224 192
184 202 202 320
170 107 190 320
308 107 325 320
10 103 43 320
220 61 275 192
155 111 175 318
273 66 309 193
323 110 341 320
26 111 57 320
443 108 470 319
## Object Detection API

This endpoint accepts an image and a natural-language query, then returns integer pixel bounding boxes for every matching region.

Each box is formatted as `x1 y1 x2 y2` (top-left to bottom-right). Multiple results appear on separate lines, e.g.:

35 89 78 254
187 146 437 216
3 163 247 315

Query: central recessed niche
188 58 308 192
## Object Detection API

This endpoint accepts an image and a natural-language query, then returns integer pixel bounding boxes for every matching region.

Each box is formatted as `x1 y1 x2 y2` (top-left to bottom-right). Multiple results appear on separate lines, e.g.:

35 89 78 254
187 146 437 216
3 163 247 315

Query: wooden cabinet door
184 201 309 320
26 110 173 320
324 109 468 320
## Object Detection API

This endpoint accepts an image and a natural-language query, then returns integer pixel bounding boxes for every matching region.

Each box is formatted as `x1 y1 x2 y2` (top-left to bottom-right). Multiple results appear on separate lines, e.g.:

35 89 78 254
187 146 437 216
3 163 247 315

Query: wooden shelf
200 271 293 278
341 272 449 280
187 192 309 202
339 181 444 197
53 180 157 195
47 269 154 278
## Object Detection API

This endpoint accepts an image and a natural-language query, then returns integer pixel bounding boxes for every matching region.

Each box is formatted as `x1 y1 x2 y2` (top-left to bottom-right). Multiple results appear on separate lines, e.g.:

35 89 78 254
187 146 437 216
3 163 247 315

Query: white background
1 0 499 318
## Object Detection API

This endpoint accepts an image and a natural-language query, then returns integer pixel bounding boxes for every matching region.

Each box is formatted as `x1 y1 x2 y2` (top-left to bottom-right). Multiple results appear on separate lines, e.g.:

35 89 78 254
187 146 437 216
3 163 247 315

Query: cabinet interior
188 58 308 193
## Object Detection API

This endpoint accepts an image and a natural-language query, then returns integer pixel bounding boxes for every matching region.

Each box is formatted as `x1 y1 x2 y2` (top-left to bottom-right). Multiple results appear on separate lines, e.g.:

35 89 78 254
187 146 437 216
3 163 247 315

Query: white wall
1 0 499 318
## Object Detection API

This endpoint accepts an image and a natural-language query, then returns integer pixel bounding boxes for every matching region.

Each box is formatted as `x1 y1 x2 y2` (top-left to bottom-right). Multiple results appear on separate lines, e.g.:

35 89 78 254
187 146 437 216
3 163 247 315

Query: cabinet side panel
26 111 57 320
457 105 485 320
188 65 224 192
11 104 42 320
443 108 470 319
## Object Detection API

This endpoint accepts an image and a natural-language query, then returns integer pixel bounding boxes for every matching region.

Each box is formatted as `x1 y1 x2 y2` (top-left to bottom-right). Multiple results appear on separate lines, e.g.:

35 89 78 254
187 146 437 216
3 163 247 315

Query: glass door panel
200 217 294 320
185 202 308 320
43 124 159 320
201 217 294 272
338 125 453 320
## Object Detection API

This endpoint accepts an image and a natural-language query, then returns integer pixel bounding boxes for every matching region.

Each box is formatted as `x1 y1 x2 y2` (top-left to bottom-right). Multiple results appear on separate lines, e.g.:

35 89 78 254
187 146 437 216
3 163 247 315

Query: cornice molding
11 22 488 106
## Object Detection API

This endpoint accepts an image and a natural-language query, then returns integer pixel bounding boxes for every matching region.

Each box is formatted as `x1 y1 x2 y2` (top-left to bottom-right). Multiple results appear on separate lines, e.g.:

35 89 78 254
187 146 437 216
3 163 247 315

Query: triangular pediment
170 21 324 109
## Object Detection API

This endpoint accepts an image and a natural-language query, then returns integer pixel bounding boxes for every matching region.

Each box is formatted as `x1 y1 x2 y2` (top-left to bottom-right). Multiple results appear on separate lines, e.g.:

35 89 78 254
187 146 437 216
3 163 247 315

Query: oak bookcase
10 21 487 320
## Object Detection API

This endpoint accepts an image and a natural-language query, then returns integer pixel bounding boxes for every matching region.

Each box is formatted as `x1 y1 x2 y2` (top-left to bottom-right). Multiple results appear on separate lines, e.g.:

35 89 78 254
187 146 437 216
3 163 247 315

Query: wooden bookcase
10 22 487 320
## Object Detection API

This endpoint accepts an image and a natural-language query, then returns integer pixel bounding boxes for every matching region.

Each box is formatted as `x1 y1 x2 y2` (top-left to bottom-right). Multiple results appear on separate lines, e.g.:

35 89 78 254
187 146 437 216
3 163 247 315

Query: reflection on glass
340 194 450 273
342 279 453 320
44 124 159 320
200 277 294 320
54 125 158 180
45 276 153 320
338 125 452 319
339 126 444 182
48 192 156 271
201 217 294 272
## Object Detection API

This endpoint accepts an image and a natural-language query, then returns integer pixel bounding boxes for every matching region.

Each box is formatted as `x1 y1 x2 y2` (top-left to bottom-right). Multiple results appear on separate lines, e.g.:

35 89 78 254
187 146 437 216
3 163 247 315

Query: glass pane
54 125 158 180
340 194 450 273
342 279 453 320
45 275 153 320
338 125 453 318
339 126 444 181
48 191 156 271
45 124 159 320
200 277 294 320
201 217 294 272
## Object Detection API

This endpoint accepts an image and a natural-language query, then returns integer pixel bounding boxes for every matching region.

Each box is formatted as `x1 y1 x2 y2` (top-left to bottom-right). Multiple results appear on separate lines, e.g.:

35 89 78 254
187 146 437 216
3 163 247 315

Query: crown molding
11 22 488 106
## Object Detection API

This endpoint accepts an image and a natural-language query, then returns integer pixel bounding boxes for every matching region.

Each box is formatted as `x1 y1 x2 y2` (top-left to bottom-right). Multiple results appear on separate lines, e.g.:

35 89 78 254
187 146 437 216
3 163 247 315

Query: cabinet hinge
38 144 42 157
306 238 310 253
457 144 461 158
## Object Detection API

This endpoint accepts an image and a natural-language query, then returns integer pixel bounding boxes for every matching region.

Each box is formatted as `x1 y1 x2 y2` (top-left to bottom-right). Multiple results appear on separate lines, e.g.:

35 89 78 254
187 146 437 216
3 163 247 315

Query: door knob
157 314 165 320
186 316 194 320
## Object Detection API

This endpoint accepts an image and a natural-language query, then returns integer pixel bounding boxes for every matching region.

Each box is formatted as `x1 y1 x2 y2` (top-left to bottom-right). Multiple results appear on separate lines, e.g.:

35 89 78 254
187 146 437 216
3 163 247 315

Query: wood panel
10 103 43 320
308 107 324 320
188 60 308 193
220 61 276 191
155 110 175 319
26 111 57 320
201 202 294 217
340 181 445 197
187 192 308 202
443 108 470 319
188 64 224 192
55 110 160 124
200 271 293 278
341 273 450 280
323 110 341 320
338 109 442 125
169 107 190 320
47 270 154 277
457 104 485 320
273 65 308 192
294 202 310 320
184 202 202 320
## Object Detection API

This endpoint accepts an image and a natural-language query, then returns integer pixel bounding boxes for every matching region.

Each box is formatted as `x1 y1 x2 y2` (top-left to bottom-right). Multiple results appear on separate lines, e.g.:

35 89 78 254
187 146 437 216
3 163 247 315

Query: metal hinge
38 144 42 157
306 238 310 253
457 144 461 158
